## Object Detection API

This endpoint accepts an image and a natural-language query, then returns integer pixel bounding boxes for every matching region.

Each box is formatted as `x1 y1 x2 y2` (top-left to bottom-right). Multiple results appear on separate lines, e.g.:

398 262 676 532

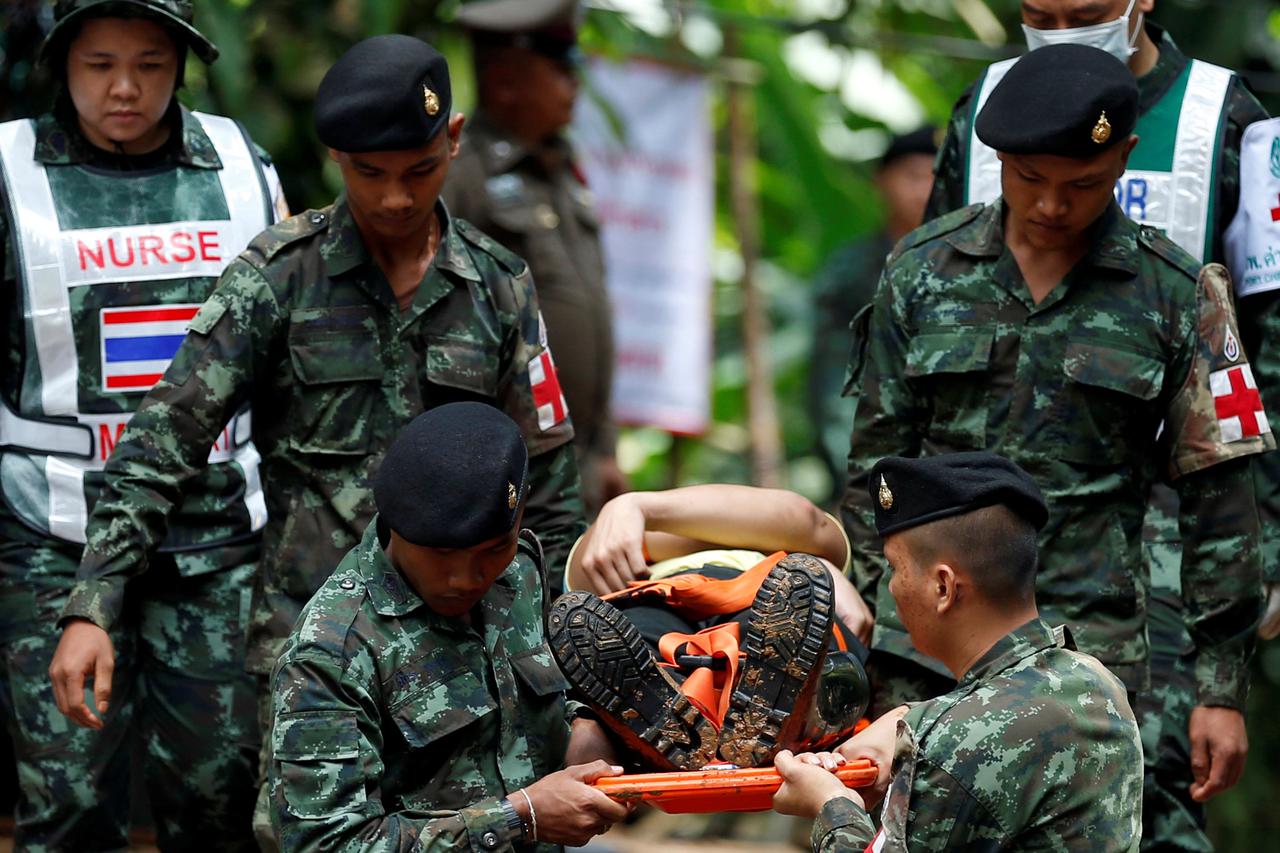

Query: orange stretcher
592 760 879 814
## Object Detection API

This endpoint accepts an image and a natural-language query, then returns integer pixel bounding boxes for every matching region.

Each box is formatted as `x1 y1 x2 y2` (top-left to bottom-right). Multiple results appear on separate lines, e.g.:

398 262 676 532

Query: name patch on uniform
99 304 202 393
1211 364 1271 443
62 221 232 287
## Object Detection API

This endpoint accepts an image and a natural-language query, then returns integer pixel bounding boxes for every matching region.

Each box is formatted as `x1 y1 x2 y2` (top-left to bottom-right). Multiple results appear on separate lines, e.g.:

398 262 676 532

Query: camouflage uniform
808 235 890 502
269 519 569 852
926 24 1273 849
840 201 1270 716
444 112 615 511
61 197 584 676
0 109 277 850
810 620 1143 851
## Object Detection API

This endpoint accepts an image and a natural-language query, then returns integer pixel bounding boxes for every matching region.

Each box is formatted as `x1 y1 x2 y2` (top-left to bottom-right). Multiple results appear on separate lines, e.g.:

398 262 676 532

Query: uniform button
534 204 559 229
481 831 499 849
492 141 512 159
340 579 356 590
310 212 326 225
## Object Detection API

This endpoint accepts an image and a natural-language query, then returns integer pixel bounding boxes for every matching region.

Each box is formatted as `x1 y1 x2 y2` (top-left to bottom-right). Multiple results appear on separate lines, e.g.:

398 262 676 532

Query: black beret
976 44 1138 159
315 35 452 153
374 402 529 548
869 452 1048 538
880 125 940 169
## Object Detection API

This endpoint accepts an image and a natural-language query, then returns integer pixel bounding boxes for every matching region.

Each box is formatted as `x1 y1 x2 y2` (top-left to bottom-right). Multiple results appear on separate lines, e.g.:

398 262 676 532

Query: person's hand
564 716 619 767
773 749 862 819
518 760 629 846
595 455 629 505
1259 583 1280 640
835 704 907 807
828 567 873 646
48 619 115 729
576 493 650 595
1189 705 1247 802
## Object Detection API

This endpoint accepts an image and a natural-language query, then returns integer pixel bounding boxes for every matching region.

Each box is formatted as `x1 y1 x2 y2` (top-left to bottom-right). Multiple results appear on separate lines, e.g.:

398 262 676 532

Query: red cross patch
1211 365 1271 443
528 348 567 431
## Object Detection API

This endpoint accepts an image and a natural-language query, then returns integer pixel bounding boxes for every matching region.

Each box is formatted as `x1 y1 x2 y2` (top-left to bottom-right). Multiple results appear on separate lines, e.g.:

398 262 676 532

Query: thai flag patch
528 348 568 431
99 304 202 393
1211 364 1272 443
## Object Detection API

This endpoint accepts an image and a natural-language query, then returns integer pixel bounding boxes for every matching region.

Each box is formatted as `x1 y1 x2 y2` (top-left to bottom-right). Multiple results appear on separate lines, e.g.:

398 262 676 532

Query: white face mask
1022 0 1144 62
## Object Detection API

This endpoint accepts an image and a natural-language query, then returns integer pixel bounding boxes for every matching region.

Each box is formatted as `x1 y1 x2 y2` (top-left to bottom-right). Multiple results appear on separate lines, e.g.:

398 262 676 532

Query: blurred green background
3 0 1279 846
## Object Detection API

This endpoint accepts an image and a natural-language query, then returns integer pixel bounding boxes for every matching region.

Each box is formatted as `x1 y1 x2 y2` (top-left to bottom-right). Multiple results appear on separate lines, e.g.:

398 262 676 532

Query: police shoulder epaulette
249 207 332 263
895 203 984 255
1137 225 1201 281
455 218 528 276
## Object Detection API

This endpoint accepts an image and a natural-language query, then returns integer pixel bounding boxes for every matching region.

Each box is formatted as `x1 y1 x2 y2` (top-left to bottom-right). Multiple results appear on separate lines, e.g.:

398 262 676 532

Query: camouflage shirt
811 620 1143 852
444 112 615 464
839 201 1271 708
61 198 586 673
269 519 570 852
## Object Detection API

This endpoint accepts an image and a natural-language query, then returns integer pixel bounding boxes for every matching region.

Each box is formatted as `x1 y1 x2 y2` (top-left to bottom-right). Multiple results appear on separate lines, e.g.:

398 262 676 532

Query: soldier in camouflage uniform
776 453 1142 852
270 403 627 851
48 29 586 808
445 0 624 514
926 9 1274 845
0 1 286 847
841 43 1271 822
809 127 936 500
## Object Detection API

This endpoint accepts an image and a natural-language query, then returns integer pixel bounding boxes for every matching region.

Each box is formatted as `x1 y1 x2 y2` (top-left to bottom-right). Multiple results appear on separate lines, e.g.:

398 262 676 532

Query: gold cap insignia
507 482 518 509
423 86 441 117
878 475 894 510
1091 111 1112 145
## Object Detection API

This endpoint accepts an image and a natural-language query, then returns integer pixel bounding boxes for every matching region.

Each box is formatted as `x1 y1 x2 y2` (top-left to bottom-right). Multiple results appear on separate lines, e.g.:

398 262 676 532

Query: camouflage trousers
1138 532 1211 853
0 511 260 852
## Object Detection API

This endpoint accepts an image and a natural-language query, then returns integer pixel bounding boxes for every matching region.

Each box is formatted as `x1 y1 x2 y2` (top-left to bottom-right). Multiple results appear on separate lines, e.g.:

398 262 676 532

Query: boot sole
548 592 720 771
717 553 834 766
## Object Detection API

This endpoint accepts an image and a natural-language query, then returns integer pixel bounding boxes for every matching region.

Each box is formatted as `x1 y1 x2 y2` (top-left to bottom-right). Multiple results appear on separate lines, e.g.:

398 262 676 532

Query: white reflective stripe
0 402 91 456
1168 61 1233 262
1225 117 1280 296
0 120 80 415
964 58 1018 207
192 112 269 259
45 455 88 543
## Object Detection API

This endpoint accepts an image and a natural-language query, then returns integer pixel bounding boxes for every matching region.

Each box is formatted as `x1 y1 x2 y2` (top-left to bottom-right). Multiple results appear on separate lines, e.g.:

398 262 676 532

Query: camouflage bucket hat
41 0 219 65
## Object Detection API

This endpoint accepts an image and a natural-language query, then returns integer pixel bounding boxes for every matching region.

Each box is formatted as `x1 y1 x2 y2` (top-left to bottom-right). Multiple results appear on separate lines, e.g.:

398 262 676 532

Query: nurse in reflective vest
0 1 284 849
923 3 1272 851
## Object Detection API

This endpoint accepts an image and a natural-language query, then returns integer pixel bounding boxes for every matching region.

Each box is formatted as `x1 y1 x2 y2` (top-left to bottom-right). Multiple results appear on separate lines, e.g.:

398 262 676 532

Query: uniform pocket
273 710 366 819
1056 342 1165 465
509 643 571 697
425 338 500 400
390 669 497 749
287 308 383 455
905 327 994 450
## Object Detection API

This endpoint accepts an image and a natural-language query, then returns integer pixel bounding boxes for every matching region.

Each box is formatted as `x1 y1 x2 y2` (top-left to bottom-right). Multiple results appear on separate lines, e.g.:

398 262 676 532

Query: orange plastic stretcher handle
592 760 878 814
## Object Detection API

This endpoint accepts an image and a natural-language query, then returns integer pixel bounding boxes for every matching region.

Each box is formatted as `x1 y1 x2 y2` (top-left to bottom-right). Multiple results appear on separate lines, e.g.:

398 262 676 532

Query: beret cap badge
878 475 894 510
424 85 441 116
507 482 518 509
1091 111 1112 145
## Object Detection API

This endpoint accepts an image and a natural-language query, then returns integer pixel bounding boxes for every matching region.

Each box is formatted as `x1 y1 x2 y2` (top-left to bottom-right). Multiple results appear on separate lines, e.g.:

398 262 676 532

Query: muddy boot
549 592 720 771
717 553 835 766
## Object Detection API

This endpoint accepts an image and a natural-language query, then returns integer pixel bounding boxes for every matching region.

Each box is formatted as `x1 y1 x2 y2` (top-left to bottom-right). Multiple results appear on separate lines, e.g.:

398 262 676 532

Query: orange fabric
602 551 788 621
657 622 742 729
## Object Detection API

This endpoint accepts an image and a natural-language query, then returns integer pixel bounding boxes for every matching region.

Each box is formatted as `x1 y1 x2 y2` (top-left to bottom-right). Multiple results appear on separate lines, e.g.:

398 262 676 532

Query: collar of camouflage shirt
34 105 221 169
319 197 484 288
945 200 1140 277
956 617 1058 688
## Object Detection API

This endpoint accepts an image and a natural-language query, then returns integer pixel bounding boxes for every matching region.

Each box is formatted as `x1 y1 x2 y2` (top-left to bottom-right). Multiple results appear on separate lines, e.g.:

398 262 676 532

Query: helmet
41 0 218 66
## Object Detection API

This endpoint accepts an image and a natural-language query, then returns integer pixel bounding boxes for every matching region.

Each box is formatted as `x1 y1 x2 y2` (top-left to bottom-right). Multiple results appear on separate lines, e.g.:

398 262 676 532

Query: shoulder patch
244 207 331 265
455 218 527 276
1138 225 1201 281
894 204 984 255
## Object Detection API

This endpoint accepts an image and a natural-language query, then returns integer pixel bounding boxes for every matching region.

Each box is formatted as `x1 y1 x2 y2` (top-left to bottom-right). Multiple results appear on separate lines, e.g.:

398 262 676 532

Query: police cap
869 452 1048 538
315 35 452 153
42 0 218 65
455 0 581 60
975 43 1138 159
374 402 529 549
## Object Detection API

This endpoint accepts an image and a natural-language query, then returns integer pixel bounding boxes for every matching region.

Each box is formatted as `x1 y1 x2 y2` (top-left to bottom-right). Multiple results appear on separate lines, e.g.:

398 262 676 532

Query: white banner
573 56 713 434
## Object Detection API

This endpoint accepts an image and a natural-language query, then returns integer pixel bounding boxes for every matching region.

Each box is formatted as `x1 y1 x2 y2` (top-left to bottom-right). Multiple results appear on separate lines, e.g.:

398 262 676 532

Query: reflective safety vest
964 56 1234 263
0 112 269 546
